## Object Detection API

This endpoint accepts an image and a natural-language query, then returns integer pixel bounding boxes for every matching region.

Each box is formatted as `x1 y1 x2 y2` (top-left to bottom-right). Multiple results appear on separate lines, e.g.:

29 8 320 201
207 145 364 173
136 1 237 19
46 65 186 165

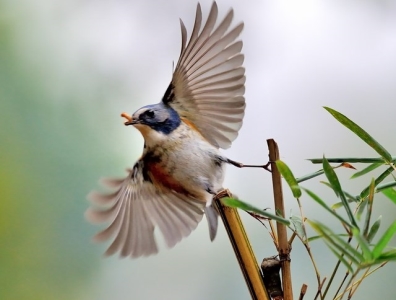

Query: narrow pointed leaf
276 160 301 198
222 198 290 225
324 107 392 163
332 198 359 210
356 199 368 221
367 216 381 243
290 215 306 240
359 166 393 200
351 163 383 179
372 221 396 258
323 156 358 227
321 181 357 202
326 243 354 273
376 249 396 263
352 228 373 261
308 233 349 242
303 188 353 227
309 221 361 264
363 178 375 237
296 169 324 183
382 187 396 205
309 157 387 164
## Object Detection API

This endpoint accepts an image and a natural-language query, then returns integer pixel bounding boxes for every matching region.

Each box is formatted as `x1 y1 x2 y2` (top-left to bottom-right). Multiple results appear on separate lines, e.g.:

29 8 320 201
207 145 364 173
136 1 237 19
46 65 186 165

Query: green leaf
367 216 382 243
363 178 375 237
290 215 306 240
275 160 301 198
296 169 325 183
356 199 368 221
372 221 396 258
321 181 357 202
326 243 354 273
375 249 396 263
309 221 362 265
351 162 383 179
324 107 393 163
308 233 349 242
303 188 353 227
221 198 290 225
322 156 358 227
352 228 373 261
359 166 393 200
308 157 388 164
382 187 396 205
332 198 359 210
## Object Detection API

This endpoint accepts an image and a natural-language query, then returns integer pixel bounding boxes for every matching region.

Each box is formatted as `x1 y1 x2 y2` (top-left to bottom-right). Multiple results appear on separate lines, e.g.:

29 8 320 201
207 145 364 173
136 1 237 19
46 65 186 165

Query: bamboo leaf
276 160 301 198
303 188 353 227
308 233 349 242
323 156 358 227
309 221 362 264
382 187 396 205
377 182 396 192
356 199 368 221
352 228 373 261
372 221 396 258
222 198 290 225
324 107 393 163
290 215 306 240
332 198 359 210
363 178 375 238
367 216 381 243
375 249 396 263
351 163 383 179
359 166 393 200
326 243 354 273
296 169 324 183
309 157 388 164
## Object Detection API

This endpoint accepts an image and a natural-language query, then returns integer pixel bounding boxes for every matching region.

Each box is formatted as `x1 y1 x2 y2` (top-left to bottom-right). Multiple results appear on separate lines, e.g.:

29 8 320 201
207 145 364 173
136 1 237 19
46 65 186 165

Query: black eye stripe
143 110 155 118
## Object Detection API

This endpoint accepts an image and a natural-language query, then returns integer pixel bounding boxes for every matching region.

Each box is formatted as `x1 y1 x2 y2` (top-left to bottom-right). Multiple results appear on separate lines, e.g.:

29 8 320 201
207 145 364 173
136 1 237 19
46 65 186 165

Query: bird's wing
162 2 245 149
85 160 204 258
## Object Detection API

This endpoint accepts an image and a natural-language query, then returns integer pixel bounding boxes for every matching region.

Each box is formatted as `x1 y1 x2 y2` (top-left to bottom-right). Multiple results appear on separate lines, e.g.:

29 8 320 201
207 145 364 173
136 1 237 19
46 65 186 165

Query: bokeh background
1 0 396 299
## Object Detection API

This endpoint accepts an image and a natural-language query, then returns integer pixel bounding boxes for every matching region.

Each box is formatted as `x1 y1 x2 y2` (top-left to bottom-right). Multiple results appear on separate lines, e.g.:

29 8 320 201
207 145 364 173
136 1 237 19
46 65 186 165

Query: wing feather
163 2 245 149
85 161 204 258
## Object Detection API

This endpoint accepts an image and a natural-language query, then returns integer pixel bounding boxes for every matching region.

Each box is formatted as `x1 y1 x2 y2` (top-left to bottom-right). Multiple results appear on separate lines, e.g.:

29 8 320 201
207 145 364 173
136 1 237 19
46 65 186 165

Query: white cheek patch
134 124 167 145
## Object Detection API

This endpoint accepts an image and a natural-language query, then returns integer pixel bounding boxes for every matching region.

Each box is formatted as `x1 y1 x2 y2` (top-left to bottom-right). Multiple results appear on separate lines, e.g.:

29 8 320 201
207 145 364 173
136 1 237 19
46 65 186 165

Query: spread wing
85 160 204 258
162 2 245 149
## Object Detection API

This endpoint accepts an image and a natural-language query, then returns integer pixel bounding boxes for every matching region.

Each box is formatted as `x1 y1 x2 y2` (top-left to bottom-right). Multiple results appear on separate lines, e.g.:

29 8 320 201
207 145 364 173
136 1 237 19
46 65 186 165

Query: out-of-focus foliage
0 3 104 299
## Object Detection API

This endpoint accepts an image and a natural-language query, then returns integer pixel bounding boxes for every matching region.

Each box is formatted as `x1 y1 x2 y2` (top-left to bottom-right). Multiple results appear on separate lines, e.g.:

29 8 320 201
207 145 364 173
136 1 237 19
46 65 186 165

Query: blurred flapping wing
162 2 245 149
85 160 204 258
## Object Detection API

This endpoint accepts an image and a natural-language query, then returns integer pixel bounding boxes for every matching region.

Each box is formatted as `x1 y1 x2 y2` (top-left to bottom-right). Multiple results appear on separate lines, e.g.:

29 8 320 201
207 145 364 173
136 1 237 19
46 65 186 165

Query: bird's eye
144 110 155 118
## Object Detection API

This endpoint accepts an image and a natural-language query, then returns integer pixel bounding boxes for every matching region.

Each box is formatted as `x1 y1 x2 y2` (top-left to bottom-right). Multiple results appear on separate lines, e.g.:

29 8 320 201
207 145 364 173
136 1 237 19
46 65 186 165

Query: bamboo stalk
267 139 293 300
215 191 269 300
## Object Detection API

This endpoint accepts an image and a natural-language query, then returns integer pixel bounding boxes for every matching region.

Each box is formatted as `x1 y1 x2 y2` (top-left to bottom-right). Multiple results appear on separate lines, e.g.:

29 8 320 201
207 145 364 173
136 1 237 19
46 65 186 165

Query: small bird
86 2 246 258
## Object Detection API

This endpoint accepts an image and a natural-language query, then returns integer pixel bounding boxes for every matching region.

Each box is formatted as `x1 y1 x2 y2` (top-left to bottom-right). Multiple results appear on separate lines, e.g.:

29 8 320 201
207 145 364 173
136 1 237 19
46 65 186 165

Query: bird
86 2 247 258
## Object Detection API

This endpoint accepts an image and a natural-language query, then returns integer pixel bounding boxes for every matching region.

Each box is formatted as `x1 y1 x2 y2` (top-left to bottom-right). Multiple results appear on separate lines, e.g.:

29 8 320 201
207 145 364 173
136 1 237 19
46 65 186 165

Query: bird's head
121 103 181 142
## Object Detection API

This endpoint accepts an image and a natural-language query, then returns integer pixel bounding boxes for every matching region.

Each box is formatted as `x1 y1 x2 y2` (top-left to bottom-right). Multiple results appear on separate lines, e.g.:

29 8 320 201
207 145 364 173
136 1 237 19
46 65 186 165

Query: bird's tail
204 205 218 241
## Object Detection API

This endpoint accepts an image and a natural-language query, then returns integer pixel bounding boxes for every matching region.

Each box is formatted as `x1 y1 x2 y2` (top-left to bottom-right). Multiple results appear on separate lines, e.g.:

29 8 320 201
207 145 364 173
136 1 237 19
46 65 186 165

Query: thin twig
333 262 387 300
267 139 293 300
298 284 308 300
296 196 322 298
333 271 350 300
323 236 352 299
313 278 327 300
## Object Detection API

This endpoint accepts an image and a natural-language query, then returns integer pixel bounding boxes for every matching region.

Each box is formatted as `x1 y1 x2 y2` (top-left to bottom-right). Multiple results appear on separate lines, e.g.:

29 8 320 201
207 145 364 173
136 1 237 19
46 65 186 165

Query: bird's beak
121 112 138 126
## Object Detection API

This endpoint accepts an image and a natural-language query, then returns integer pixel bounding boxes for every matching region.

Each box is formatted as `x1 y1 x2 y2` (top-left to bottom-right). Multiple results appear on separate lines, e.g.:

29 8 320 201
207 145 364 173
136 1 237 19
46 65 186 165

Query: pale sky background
1 0 396 299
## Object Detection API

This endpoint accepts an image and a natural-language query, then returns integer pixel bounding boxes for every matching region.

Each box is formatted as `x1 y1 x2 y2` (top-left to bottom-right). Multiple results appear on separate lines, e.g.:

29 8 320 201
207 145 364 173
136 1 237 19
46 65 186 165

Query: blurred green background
1 0 396 299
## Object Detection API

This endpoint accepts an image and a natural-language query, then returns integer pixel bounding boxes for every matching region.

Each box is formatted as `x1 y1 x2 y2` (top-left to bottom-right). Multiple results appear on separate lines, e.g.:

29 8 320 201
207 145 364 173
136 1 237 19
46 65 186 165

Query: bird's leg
226 158 271 172
121 112 132 125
